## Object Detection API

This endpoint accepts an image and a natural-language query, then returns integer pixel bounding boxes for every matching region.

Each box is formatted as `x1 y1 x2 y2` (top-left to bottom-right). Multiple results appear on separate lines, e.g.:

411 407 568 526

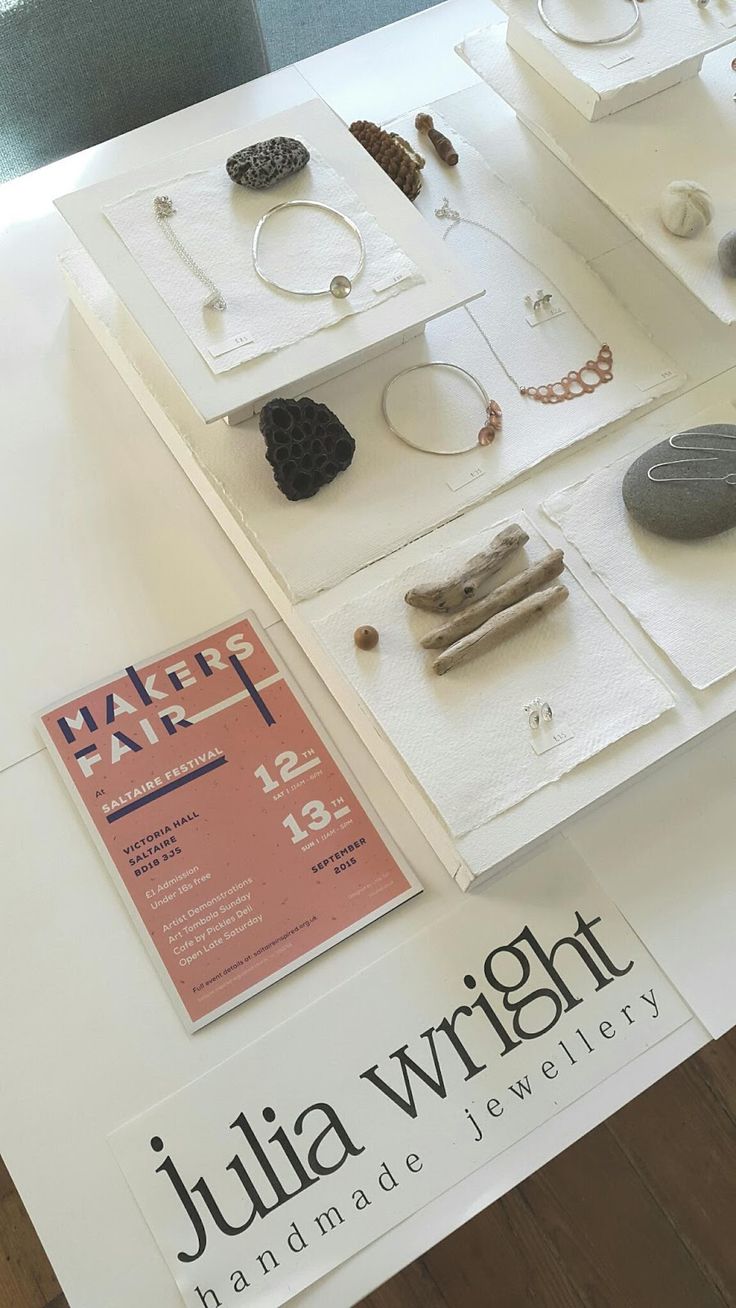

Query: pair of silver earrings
525 289 554 313
526 698 553 730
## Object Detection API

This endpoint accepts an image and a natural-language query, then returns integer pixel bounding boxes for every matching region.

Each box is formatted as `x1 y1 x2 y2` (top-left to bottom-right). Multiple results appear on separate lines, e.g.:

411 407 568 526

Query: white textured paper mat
104 145 422 374
311 515 673 837
391 108 682 422
543 446 736 690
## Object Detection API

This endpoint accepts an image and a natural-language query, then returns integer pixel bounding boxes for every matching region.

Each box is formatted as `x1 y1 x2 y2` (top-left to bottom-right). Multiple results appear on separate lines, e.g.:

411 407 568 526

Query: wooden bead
354 625 379 650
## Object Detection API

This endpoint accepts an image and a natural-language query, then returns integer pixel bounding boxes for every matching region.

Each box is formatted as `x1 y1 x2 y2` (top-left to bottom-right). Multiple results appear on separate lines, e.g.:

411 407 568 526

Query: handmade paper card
543 438 736 689
109 843 691 1308
310 514 674 838
104 146 422 375
38 616 420 1031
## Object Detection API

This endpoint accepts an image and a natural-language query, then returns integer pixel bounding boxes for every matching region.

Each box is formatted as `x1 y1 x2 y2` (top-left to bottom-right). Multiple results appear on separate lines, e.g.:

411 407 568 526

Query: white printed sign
111 847 690 1308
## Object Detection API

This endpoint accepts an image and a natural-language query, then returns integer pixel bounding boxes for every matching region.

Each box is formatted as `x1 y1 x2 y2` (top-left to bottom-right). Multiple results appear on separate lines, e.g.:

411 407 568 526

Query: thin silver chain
434 197 601 393
153 195 227 311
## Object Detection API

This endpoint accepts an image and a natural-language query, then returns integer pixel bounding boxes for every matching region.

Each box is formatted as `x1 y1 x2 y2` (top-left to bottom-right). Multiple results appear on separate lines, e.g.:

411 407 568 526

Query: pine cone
349 120 424 201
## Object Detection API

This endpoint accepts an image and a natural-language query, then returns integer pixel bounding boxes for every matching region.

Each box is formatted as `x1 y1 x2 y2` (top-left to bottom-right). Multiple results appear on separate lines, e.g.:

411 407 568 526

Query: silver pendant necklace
153 195 227 311
434 198 614 404
537 0 641 45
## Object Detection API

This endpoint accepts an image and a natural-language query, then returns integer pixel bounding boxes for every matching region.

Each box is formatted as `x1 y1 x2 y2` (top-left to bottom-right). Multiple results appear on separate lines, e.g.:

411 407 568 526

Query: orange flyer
38 615 420 1030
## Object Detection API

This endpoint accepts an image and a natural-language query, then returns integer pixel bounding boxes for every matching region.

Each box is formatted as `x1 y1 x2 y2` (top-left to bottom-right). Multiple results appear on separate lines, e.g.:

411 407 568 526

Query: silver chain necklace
434 198 613 404
153 195 227 312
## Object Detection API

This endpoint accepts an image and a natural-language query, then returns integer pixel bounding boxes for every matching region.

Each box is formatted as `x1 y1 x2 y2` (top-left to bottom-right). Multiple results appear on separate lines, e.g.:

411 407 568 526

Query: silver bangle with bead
252 199 366 300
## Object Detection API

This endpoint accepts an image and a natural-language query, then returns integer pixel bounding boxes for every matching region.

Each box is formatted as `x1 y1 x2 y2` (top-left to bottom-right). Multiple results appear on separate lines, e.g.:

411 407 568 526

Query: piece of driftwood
405 524 529 613
433 583 569 675
421 550 565 650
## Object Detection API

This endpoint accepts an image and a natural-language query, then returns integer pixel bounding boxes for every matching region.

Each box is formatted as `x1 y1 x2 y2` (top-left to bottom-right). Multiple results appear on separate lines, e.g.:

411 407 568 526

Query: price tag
446 462 486 493
531 722 575 756
600 51 635 68
524 304 567 329
372 271 410 294
720 12 736 27
636 366 679 394
208 331 255 359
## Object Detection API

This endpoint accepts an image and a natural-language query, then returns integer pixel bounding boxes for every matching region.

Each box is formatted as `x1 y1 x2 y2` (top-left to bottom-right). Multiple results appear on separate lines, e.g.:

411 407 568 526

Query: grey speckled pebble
717 230 736 278
226 137 309 189
622 425 736 540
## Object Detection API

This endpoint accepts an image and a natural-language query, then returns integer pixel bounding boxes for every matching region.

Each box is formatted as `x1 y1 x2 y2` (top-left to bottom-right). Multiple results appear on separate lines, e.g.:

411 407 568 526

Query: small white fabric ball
660 180 714 239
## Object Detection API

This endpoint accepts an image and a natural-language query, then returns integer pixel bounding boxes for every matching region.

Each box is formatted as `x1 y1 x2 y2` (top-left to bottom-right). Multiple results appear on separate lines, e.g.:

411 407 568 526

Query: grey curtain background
0 0 435 182
258 0 434 68
1 0 268 182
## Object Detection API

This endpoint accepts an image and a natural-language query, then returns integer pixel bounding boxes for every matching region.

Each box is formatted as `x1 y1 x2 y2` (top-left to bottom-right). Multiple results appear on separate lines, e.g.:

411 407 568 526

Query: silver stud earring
541 701 553 723
525 699 541 730
525 290 553 313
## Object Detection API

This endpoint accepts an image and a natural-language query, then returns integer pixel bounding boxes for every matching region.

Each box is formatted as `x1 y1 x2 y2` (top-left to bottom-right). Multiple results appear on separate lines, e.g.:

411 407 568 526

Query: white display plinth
55 99 484 424
61 245 736 889
485 1 735 120
461 26 736 324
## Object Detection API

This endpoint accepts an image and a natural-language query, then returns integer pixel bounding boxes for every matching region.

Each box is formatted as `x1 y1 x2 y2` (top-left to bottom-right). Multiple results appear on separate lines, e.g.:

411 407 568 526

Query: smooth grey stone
717 229 736 278
622 424 736 540
226 136 309 189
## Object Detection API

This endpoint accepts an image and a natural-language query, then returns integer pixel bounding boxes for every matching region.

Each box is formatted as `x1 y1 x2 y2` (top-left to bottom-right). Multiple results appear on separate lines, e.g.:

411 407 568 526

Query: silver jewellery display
526 698 554 730
537 0 641 45
647 430 736 485
435 198 614 404
525 289 554 312
252 200 366 299
381 362 503 455
152 195 227 312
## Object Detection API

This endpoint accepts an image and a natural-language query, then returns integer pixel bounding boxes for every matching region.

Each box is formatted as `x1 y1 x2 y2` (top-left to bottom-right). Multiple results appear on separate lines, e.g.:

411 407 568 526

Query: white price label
636 366 679 394
208 331 255 359
600 51 635 68
531 722 575 757
524 304 567 330
372 271 410 294
446 463 486 493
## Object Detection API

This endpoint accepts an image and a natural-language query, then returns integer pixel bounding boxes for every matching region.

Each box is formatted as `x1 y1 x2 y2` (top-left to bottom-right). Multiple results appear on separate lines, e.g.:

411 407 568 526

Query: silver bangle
537 0 640 45
153 195 227 311
252 199 366 299
381 362 502 456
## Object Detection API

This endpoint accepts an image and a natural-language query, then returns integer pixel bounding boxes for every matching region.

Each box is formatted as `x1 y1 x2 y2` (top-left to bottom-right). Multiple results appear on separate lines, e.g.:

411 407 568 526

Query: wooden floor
2 1029 735 1308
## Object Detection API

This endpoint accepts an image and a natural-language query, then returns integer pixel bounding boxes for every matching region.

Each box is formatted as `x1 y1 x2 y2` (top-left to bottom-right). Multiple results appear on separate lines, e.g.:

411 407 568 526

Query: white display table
0 3 734 1307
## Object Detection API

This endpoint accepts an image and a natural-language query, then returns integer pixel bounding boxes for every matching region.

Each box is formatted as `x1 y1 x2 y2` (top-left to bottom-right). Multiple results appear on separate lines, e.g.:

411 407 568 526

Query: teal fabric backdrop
1 0 268 182
0 0 436 183
258 0 435 68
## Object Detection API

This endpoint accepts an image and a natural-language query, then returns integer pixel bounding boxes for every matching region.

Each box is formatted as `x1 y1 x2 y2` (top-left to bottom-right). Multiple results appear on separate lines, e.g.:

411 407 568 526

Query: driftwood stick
433 583 569 675
405 524 529 614
421 550 565 650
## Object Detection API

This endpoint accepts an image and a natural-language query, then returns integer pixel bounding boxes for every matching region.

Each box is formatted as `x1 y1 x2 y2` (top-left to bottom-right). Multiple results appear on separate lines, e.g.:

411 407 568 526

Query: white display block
461 26 736 323
484 0 736 121
55 99 484 423
62 242 736 888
